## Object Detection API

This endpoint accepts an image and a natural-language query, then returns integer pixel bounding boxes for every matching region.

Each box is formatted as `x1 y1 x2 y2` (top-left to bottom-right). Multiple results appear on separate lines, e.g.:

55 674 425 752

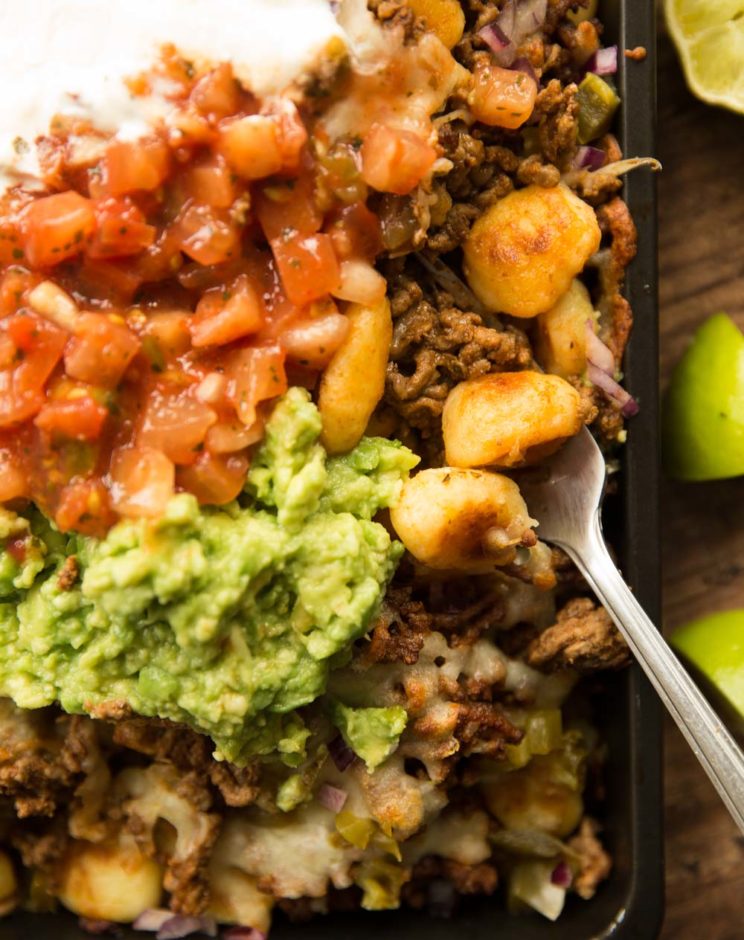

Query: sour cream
0 0 345 184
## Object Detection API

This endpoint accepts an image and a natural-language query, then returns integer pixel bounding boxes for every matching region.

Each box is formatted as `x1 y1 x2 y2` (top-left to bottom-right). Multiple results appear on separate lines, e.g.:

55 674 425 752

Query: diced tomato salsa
0 51 435 535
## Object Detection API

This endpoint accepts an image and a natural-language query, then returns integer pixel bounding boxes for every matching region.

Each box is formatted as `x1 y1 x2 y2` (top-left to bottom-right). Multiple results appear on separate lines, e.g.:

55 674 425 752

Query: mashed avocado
0 389 418 765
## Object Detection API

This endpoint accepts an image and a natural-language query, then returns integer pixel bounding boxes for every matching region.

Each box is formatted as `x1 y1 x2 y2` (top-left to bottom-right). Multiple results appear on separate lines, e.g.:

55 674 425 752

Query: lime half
672 610 744 720
663 313 744 481
665 0 744 113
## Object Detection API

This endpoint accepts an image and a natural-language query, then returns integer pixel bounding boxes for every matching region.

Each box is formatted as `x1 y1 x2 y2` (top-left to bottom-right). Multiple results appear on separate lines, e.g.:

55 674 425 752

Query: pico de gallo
0 50 440 535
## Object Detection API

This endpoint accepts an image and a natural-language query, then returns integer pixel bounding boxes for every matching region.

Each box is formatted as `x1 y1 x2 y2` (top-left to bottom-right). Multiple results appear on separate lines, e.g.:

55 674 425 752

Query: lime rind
665 0 744 113
663 313 744 481
672 610 744 719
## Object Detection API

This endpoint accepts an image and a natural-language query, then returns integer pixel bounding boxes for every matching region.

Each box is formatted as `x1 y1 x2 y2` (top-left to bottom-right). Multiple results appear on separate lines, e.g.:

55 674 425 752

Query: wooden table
657 29 744 940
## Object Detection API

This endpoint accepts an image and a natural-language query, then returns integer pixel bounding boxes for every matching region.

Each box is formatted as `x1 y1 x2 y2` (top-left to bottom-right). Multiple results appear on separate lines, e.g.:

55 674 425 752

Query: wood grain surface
657 26 744 940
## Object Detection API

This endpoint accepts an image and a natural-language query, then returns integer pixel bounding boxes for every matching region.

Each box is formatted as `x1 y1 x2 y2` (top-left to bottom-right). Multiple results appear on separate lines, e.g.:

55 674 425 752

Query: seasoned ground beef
526 597 630 673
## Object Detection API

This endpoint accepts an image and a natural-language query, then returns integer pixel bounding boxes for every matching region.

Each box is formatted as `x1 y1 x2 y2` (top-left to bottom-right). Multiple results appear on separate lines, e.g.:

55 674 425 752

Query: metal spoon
519 426 744 834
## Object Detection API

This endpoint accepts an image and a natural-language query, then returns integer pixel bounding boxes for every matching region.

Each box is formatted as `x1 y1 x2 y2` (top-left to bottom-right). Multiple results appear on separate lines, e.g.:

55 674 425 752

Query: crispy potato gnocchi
462 184 602 318
319 298 393 454
390 466 538 572
406 0 466 48
442 371 583 468
534 278 594 379
57 839 163 922
482 751 584 838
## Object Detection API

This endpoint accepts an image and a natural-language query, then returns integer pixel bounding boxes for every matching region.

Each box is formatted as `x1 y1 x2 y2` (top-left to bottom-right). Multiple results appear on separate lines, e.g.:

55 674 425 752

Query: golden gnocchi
319 298 393 455
389 466 538 573
442 371 583 469
57 839 163 923
534 278 595 379
462 184 602 318
482 751 584 838
405 0 466 48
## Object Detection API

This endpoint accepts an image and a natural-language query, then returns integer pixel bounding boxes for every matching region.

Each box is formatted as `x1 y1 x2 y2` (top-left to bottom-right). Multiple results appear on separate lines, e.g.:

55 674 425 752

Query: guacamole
0 389 418 764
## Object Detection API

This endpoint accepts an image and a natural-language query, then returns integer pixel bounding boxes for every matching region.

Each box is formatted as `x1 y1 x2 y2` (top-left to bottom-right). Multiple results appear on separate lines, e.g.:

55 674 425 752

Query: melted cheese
0 0 344 184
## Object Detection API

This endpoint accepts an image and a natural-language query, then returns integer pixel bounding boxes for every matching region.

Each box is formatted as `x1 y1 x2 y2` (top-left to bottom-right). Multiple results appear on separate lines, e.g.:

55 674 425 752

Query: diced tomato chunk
0 313 67 427
226 344 287 426
270 232 340 306
256 174 322 242
265 99 308 172
173 203 241 266
0 268 38 317
88 197 156 258
0 220 24 267
469 63 538 129
34 395 108 441
137 388 217 465
191 274 264 347
55 479 116 536
182 156 237 209
64 313 141 388
360 124 437 196
176 450 249 505
109 446 175 518
218 115 284 180
190 63 242 120
102 137 170 195
76 257 144 305
21 192 96 268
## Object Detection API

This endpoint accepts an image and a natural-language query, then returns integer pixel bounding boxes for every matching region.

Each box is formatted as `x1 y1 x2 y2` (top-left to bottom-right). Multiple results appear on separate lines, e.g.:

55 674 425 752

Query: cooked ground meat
112 719 260 809
383 267 532 463
534 78 579 168
0 710 92 819
526 597 630 673
567 817 613 899
453 702 523 758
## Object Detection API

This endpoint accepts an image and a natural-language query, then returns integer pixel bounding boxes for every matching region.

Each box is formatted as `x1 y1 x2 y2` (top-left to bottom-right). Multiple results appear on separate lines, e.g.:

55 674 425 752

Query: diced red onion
223 927 268 940
551 861 573 889
318 782 348 813
155 915 217 940
587 363 639 416
573 145 607 171
133 910 173 932
79 920 121 936
586 45 618 75
479 21 511 54
585 321 615 373
479 0 547 66
329 734 356 771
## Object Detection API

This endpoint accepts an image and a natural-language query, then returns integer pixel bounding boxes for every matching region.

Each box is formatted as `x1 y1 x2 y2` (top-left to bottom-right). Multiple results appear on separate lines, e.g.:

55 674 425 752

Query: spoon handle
566 511 744 836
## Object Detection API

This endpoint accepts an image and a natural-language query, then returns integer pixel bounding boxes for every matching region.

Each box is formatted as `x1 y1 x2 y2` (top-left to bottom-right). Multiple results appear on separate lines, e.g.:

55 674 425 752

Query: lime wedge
663 313 744 481
665 0 744 113
672 610 744 720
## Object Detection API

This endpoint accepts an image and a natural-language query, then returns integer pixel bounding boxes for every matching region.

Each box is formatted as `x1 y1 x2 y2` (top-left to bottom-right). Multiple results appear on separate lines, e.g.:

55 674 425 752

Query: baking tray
0 0 662 937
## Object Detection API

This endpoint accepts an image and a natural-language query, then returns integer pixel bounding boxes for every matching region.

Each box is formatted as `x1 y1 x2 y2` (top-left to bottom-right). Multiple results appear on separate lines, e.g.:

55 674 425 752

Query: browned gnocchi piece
390 466 539 573
319 298 393 455
405 0 466 48
462 184 601 318
57 838 163 922
442 371 583 468
534 278 594 379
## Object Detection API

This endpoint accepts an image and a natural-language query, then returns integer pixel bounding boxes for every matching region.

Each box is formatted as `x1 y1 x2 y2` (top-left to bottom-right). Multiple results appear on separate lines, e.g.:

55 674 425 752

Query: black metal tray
0 0 662 937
